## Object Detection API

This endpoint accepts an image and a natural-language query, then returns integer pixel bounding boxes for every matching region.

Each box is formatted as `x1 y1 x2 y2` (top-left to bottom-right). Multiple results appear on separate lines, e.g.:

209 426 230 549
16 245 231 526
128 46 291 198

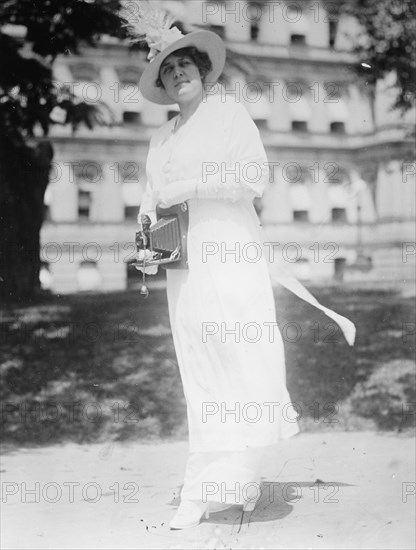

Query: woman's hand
134 248 158 276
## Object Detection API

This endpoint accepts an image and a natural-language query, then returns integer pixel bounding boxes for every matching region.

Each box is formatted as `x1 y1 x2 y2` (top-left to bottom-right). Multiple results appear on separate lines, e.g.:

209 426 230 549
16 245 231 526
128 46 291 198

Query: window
248 2 261 41
250 21 259 41
124 206 138 221
123 112 141 125
292 121 308 132
329 20 338 48
293 210 309 222
291 34 306 45
332 208 347 223
330 121 346 134
78 190 91 220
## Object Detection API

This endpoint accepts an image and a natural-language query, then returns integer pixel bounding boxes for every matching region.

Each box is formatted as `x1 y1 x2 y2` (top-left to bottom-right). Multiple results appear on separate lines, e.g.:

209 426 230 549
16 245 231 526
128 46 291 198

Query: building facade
40 0 415 292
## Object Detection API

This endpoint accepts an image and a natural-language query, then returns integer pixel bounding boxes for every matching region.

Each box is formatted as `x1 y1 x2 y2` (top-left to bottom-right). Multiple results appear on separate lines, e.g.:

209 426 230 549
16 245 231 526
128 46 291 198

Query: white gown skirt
166 198 299 504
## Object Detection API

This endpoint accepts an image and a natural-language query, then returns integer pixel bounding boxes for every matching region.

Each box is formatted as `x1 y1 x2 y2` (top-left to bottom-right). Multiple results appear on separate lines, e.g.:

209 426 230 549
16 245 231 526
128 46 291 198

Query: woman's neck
177 90 204 124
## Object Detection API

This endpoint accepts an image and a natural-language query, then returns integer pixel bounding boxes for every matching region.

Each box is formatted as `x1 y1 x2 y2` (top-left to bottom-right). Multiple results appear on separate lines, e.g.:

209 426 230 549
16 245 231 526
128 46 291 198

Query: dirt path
2 431 415 549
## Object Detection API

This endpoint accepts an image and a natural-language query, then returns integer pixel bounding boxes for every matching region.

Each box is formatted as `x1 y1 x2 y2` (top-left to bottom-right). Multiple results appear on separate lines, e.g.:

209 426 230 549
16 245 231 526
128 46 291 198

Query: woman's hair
156 46 213 88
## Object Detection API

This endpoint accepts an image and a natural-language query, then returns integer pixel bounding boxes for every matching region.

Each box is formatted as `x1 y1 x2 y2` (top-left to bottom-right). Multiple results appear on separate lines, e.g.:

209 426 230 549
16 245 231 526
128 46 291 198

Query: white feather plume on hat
122 0 183 61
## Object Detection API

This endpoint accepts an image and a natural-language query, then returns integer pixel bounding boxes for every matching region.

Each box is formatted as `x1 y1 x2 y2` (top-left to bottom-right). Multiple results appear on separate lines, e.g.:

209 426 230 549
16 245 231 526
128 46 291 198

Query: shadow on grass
1 289 187 445
1 285 415 446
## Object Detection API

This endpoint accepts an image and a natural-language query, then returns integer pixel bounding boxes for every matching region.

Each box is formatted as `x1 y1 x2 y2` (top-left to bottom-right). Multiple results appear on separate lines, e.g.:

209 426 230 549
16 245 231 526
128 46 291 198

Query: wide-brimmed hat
139 29 226 105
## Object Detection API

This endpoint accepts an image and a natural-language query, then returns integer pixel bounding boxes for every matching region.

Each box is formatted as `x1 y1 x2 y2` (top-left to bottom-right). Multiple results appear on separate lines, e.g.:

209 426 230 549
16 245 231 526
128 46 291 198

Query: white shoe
169 500 208 530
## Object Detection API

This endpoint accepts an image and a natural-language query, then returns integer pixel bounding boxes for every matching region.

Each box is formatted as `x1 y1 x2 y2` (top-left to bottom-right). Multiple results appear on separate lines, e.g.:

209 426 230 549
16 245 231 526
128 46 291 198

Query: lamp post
350 171 372 271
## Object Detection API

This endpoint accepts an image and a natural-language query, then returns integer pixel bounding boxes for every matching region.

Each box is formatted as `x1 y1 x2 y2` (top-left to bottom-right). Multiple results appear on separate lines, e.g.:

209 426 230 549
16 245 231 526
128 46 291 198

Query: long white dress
139 88 355 505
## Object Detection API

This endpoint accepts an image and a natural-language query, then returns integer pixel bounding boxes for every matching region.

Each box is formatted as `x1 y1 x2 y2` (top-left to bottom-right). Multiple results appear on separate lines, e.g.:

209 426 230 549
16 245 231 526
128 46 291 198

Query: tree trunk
0 138 53 303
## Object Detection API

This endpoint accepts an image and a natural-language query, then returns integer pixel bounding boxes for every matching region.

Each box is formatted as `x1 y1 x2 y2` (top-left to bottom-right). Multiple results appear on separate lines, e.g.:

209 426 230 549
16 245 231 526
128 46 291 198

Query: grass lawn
1 283 415 446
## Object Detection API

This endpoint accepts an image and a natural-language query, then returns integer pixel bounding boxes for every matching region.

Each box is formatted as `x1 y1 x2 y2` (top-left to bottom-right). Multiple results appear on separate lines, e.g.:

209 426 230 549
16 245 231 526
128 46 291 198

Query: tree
337 0 416 112
0 0 128 301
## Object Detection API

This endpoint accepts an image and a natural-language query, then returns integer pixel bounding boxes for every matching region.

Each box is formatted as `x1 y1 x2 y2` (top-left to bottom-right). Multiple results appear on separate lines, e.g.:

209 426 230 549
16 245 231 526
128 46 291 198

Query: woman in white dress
136 24 356 530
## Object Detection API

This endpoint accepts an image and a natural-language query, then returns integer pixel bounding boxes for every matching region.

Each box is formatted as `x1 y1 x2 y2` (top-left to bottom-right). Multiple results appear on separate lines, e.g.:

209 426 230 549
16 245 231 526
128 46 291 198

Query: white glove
135 249 158 276
158 178 257 209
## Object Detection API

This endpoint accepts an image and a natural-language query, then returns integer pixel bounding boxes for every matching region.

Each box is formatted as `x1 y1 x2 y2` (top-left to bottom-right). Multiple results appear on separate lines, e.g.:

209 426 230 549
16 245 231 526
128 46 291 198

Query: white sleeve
158 99 270 208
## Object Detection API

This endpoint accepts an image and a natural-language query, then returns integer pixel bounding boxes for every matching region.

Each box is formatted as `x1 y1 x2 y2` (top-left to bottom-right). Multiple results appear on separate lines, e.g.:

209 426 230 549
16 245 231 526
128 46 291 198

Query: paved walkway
2 431 415 549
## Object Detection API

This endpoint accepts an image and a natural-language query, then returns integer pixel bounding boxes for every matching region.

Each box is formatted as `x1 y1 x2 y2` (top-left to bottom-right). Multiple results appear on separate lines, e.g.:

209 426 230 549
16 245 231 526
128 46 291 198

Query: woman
136 26 355 530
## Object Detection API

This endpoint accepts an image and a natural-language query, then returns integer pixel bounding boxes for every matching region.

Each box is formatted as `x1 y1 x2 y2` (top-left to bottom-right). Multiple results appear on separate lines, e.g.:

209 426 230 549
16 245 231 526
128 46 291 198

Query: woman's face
159 53 203 103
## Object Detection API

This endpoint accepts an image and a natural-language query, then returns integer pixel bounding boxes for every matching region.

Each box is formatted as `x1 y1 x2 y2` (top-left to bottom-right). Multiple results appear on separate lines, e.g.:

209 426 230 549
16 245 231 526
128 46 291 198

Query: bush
349 359 416 430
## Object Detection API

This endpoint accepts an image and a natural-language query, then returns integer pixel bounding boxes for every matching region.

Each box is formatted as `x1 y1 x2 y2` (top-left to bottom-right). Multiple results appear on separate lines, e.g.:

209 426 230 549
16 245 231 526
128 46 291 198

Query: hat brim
139 31 226 105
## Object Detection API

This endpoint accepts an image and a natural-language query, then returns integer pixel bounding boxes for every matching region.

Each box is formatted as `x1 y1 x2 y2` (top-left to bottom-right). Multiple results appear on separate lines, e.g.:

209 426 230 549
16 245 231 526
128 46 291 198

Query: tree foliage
338 0 416 112
0 0 130 300
0 0 129 146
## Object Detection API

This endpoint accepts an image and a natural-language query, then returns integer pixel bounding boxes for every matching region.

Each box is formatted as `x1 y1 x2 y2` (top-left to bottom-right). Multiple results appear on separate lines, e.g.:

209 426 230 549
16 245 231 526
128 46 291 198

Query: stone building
40 0 415 292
